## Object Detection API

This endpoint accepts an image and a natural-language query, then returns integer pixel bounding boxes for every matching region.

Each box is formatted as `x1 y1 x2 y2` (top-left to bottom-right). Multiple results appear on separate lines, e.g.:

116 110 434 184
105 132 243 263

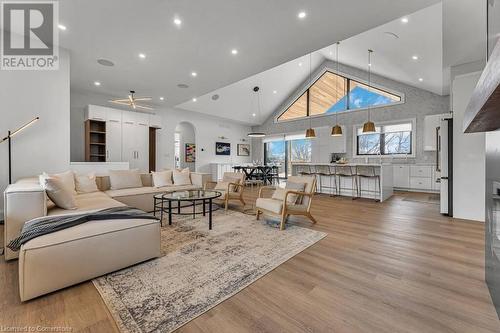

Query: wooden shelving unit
85 120 106 162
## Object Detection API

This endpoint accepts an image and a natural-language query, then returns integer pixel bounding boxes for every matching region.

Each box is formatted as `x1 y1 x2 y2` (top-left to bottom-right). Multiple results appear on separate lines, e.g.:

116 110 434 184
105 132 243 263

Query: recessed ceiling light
211 94 220 101
418 78 423 82
231 49 238 55
191 72 197 77
192 97 197 102
173 18 182 26
252 113 256 117
298 11 306 19
273 90 277 94
412 55 419 60
298 62 303 67
58 24 67 31
94 81 101 86
159 97 164 101
401 17 409 23
97 58 114 67
139 53 146 59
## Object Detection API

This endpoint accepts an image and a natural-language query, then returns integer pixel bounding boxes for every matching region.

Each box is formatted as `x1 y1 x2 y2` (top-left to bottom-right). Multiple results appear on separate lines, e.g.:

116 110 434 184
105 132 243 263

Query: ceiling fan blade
133 97 152 101
128 95 134 103
109 100 131 106
110 98 131 103
135 104 154 110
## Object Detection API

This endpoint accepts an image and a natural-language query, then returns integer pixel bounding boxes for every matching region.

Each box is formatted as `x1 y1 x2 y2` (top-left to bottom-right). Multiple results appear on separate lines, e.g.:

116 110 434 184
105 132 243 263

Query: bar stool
335 165 358 199
315 165 336 196
296 164 312 176
356 166 381 202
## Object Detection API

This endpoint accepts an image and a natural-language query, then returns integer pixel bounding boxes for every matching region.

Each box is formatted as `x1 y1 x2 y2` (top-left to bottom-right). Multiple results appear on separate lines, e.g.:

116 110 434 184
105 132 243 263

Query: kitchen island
291 163 393 202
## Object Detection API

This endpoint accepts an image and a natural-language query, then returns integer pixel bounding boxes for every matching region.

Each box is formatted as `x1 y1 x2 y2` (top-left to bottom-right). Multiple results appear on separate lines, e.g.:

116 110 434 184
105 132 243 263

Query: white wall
452 72 485 222
70 90 253 173
0 50 71 216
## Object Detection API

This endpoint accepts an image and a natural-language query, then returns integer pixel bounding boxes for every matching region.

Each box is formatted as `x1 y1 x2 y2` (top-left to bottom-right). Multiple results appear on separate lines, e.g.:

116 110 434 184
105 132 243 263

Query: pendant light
362 49 376 133
305 53 316 138
247 86 266 138
331 41 343 137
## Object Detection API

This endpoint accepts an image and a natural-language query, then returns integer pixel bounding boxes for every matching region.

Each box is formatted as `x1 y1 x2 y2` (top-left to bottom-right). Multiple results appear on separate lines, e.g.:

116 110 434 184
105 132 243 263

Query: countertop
291 162 391 167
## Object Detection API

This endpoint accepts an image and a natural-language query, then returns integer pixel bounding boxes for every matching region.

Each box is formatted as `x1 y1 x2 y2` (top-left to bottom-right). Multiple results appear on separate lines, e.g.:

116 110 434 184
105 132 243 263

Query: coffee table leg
177 201 181 214
169 200 172 226
209 198 213 230
192 200 195 219
160 199 164 227
203 199 206 216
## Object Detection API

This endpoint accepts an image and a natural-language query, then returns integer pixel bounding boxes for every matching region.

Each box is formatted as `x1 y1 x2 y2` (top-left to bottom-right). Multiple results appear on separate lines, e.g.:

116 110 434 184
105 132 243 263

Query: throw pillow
74 173 99 193
173 168 191 185
41 177 77 210
40 170 76 195
152 170 174 187
108 169 143 190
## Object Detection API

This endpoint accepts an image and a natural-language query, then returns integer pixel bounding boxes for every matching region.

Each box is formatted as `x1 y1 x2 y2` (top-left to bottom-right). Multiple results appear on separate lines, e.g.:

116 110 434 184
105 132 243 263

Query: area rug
93 210 326 333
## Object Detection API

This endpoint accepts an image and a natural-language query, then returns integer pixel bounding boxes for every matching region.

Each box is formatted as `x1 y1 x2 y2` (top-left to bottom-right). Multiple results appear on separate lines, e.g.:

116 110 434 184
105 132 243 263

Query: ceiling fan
109 90 154 110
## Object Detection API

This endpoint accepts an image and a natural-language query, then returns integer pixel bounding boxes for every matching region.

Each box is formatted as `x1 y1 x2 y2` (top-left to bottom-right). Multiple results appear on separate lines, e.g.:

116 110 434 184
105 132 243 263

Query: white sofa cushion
40 170 76 195
152 170 173 187
40 177 77 210
74 173 99 193
109 169 143 190
173 168 191 185
48 191 123 216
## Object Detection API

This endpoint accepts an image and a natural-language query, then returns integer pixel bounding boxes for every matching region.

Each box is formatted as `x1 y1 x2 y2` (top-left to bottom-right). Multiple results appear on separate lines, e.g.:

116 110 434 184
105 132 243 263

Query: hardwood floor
1 190 499 332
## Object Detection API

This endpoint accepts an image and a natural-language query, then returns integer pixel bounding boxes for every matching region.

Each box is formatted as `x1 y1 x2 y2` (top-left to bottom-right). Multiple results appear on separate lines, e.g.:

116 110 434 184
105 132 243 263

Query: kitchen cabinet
122 113 149 172
393 165 410 188
393 164 437 192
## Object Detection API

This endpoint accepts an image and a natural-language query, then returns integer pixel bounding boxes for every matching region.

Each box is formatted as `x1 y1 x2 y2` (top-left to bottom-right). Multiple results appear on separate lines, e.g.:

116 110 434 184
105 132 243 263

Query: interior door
439 120 449 214
135 123 149 172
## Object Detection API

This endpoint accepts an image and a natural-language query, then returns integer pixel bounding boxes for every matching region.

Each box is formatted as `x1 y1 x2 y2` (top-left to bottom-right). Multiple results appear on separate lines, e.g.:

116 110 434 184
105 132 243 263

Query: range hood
463 41 500 133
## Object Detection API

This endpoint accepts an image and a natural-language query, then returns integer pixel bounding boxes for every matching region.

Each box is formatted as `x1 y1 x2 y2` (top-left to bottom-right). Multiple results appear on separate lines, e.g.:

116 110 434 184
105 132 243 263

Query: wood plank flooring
1 190 499 332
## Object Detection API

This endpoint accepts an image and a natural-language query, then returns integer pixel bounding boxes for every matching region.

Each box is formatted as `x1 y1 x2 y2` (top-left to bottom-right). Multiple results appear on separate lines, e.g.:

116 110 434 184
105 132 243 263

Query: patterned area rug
93 210 326 333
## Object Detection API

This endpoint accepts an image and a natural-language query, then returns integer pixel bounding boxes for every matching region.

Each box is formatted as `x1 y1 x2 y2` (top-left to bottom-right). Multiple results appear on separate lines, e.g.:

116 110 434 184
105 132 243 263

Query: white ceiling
61 0 440 110
179 3 445 125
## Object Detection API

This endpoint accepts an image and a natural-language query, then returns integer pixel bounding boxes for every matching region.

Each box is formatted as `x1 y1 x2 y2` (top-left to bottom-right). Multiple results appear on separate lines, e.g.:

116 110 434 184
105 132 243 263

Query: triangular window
277 71 402 122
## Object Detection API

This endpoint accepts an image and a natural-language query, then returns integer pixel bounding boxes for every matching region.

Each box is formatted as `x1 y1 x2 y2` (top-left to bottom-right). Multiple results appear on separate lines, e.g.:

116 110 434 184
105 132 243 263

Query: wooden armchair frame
205 181 246 211
256 178 317 230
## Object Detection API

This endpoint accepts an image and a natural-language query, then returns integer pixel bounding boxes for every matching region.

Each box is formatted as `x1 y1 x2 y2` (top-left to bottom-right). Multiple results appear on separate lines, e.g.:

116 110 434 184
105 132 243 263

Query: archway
174 122 196 171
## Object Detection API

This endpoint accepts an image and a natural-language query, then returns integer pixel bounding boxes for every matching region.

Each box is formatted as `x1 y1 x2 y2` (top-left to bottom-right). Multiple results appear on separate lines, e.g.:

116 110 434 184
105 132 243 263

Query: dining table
233 165 274 184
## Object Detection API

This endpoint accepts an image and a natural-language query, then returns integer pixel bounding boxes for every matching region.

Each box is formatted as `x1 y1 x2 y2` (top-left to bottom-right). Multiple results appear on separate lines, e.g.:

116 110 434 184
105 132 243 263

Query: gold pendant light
305 53 316 138
331 41 343 137
362 49 376 134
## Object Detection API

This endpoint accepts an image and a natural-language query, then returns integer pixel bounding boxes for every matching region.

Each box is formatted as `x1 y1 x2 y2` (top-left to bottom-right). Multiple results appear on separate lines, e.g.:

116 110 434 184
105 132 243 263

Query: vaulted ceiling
61 0 441 117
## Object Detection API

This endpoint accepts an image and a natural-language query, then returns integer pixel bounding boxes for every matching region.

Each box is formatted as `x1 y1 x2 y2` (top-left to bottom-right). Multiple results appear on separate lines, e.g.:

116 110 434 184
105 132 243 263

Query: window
264 135 312 178
277 71 402 122
356 122 412 156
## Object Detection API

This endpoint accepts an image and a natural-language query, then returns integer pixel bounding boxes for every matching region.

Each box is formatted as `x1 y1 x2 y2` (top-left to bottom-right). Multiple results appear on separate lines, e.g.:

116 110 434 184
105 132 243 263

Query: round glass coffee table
153 190 222 230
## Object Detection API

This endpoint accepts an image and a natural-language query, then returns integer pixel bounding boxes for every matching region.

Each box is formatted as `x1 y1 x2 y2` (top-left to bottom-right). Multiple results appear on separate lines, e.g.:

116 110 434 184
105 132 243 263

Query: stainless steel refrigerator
437 116 453 216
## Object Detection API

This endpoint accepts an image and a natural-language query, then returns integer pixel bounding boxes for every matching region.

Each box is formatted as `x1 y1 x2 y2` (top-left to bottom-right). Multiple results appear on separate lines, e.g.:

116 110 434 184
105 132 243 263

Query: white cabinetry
424 114 449 151
393 165 410 188
393 164 437 192
84 105 155 172
85 105 107 121
105 109 122 162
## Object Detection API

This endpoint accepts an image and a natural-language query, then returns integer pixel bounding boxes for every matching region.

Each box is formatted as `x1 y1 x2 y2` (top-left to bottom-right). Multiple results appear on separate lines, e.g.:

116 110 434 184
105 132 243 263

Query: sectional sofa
3 171 210 301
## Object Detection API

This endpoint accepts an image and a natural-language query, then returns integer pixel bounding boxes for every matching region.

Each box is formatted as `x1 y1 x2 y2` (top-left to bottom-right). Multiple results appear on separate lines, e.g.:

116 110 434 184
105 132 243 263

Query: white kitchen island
291 163 394 202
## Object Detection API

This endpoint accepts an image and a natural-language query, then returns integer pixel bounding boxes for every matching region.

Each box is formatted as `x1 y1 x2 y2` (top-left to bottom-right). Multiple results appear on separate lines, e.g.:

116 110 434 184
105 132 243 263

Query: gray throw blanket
7 206 158 251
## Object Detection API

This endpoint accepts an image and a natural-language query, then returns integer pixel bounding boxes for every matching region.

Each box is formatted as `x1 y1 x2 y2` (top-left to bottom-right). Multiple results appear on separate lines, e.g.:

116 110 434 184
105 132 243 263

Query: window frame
275 67 405 124
352 118 416 158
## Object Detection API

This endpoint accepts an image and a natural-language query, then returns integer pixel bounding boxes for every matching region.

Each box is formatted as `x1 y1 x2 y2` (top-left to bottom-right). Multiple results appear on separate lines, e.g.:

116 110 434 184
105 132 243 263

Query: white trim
352 118 416 159
273 66 406 124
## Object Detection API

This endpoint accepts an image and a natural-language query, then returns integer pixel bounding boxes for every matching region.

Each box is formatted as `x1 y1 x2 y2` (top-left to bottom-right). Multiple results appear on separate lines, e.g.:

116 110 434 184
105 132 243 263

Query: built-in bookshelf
85 119 106 162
